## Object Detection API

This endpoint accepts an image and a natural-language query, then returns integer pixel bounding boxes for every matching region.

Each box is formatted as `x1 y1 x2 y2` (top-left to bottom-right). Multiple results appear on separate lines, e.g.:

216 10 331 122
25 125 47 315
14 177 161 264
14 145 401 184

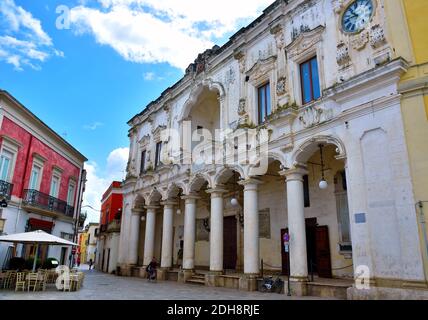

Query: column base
287 277 309 297
239 274 259 292
205 271 224 287
178 269 194 283
119 264 134 277
158 268 171 281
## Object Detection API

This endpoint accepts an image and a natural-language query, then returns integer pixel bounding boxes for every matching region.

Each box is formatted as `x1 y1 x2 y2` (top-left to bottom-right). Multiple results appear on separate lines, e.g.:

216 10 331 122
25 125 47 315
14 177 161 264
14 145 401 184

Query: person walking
89 259 93 270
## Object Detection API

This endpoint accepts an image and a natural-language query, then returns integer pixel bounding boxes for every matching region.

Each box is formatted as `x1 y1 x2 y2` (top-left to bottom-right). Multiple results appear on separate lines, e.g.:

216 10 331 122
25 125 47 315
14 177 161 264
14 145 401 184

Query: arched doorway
188 175 211 270
215 168 244 272
293 140 353 279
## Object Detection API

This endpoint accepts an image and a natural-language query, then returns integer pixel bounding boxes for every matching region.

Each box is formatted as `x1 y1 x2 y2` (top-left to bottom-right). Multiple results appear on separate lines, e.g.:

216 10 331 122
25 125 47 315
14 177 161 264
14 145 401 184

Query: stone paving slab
0 269 338 300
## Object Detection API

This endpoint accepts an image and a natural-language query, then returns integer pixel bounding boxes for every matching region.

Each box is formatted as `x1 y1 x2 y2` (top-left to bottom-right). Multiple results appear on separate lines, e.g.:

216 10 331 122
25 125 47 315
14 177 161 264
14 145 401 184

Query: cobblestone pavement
0 267 336 300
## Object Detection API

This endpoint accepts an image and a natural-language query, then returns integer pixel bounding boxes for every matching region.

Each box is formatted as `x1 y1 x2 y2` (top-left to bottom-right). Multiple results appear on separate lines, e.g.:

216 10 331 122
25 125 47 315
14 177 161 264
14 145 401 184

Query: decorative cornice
286 25 325 60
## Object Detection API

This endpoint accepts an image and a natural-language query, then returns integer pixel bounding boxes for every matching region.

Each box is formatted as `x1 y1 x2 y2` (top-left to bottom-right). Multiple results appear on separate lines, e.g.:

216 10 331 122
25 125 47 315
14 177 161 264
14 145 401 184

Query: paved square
0 268 335 300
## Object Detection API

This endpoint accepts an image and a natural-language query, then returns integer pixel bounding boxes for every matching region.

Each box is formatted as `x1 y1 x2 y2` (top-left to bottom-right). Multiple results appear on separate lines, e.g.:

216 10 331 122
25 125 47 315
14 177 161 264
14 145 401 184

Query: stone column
117 205 130 266
160 201 177 269
282 166 309 295
238 179 262 291
143 206 158 266
206 187 227 274
182 194 200 272
128 209 142 266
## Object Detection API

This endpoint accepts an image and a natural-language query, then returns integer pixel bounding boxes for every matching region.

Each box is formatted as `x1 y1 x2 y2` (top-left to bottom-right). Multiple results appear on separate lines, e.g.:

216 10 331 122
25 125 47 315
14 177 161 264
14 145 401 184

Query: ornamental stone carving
139 134 151 147
299 106 323 128
234 51 246 74
276 76 287 96
270 24 285 50
286 26 325 61
331 0 345 13
351 31 369 51
370 24 386 49
224 67 236 87
238 99 247 117
336 41 351 67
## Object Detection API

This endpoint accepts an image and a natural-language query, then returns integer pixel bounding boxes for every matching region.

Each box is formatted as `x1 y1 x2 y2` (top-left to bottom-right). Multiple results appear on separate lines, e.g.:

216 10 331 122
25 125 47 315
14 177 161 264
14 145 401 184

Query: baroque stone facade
117 0 428 299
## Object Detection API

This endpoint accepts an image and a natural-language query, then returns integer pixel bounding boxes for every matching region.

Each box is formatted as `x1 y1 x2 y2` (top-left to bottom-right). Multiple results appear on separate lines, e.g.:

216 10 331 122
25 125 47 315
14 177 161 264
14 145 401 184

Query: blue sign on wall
355 213 367 224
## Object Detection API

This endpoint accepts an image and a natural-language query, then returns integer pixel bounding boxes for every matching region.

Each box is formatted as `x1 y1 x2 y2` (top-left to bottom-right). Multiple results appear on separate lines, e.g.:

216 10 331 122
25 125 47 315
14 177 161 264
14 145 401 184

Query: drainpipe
417 201 428 260
71 168 86 268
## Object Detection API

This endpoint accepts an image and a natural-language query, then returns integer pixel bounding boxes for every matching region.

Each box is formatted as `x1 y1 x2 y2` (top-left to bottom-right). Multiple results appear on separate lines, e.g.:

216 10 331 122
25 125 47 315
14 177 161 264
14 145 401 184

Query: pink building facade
0 90 87 268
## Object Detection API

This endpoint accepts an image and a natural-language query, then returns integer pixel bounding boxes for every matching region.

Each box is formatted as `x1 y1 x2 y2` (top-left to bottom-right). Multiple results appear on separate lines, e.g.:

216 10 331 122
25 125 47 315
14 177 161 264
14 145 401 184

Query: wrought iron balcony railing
22 189 74 218
0 180 13 200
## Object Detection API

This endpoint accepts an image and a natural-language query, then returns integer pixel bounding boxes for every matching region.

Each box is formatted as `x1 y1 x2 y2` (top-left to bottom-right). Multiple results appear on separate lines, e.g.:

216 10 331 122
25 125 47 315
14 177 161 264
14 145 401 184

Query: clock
342 0 374 33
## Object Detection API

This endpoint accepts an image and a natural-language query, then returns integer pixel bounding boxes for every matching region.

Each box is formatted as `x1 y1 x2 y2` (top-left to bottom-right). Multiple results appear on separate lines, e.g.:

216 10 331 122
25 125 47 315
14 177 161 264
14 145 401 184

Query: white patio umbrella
0 230 79 272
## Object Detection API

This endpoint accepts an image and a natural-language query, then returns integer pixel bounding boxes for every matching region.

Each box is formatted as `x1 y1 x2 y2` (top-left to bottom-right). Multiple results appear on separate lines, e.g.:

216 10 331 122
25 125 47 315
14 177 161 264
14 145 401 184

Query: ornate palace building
118 0 428 299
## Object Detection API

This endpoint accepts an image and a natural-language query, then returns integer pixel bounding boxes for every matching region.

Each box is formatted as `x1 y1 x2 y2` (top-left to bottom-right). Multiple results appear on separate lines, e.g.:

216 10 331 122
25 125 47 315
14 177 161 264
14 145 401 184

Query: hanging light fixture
319 144 328 190
230 171 239 206
177 191 183 215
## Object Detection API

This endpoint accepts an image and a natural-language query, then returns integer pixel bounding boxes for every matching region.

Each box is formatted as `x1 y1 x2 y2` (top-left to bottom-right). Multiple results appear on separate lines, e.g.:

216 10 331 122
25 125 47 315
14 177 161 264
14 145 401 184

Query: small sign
283 233 290 242
355 213 367 224
284 244 289 253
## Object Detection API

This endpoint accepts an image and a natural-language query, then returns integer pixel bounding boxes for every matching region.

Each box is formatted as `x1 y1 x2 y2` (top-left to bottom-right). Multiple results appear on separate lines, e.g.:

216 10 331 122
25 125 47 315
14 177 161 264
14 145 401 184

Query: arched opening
258 159 287 276
189 176 211 270
184 87 221 170
215 168 244 272
165 184 186 270
133 195 146 267
295 143 353 280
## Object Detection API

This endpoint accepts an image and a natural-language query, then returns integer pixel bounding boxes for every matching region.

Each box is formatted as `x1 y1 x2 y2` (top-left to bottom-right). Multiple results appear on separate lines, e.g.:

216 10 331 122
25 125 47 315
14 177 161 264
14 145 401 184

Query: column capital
144 205 160 211
279 165 308 181
206 185 228 197
161 200 178 208
131 208 144 215
181 193 201 202
238 178 263 190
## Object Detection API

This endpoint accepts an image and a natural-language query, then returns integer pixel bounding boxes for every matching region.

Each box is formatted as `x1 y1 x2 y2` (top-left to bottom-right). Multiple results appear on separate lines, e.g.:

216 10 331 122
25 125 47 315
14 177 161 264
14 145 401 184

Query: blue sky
0 0 273 222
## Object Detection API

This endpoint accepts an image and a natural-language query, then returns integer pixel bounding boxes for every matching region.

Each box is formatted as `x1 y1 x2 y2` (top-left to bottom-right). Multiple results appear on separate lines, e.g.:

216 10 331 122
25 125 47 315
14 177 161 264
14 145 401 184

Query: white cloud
84 121 104 130
69 0 273 70
0 0 60 70
143 72 155 81
82 147 129 224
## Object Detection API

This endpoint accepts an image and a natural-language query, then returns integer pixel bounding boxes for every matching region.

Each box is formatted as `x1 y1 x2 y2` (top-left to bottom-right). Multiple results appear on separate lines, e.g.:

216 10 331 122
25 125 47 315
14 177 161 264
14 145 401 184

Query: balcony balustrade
22 189 74 218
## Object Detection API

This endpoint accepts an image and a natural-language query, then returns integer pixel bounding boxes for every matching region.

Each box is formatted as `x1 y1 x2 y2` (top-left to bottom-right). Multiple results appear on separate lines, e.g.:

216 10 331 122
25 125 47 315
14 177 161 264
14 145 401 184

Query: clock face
342 0 374 33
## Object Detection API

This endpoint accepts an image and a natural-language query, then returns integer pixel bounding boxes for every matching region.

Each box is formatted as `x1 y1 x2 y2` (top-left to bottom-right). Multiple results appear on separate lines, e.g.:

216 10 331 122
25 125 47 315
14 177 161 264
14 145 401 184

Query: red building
0 90 87 267
96 181 123 274
100 181 123 226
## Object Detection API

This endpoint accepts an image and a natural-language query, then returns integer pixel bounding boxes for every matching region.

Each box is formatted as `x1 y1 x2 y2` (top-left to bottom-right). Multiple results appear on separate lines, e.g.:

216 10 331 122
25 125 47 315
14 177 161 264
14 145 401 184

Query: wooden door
281 228 289 275
315 226 332 278
306 218 318 273
223 216 237 270
106 249 111 273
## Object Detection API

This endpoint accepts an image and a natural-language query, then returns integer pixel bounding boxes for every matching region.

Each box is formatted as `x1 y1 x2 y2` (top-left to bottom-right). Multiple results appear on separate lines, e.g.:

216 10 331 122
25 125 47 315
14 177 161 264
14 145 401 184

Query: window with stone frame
258 82 272 124
0 136 21 183
140 150 146 174
155 142 163 168
300 56 321 104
